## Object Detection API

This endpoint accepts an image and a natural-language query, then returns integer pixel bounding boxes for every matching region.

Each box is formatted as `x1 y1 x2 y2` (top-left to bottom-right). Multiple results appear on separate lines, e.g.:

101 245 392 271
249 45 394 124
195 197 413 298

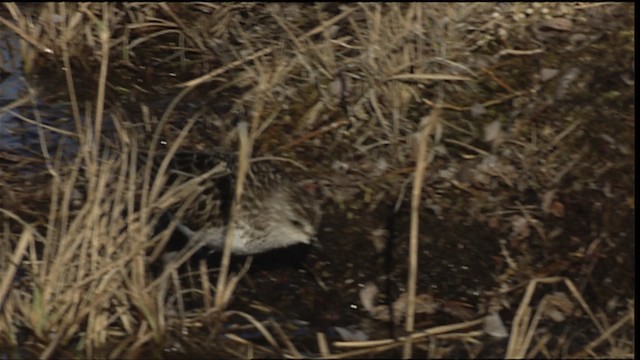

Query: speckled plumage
150 151 322 255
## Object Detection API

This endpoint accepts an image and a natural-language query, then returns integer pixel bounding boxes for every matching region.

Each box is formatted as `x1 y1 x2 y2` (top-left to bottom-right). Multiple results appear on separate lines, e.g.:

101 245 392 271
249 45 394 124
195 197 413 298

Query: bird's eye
289 218 303 228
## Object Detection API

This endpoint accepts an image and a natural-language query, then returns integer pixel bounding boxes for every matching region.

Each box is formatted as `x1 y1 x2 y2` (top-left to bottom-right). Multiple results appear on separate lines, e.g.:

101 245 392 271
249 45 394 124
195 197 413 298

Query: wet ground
1 3 634 358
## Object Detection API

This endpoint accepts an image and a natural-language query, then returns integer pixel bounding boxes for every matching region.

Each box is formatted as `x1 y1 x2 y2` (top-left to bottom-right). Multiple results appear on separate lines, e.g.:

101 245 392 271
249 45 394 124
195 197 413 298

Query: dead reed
1 2 634 358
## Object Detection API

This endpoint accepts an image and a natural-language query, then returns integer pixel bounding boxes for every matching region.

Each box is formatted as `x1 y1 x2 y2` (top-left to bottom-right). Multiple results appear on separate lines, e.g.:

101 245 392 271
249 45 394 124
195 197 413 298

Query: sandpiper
151 151 322 256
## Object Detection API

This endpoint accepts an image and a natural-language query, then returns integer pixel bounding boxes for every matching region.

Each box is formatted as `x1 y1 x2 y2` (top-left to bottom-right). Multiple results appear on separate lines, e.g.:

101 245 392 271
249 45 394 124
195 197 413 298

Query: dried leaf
551 201 565 218
510 215 530 240
539 18 573 31
359 282 379 314
470 103 486 118
441 300 474 320
368 228 388 253
484 120 502 144
543 292 574 322
540 68 560 82
391 293 438 324
541 190 557 214
328 77 343 99
334 326 369 341
484 312 509 338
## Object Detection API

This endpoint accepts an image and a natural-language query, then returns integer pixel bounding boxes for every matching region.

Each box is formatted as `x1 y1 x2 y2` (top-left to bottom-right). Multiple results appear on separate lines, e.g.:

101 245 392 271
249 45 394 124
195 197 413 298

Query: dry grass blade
331 319 483 358
0 227 33 308
333 318 484 348
327 343 402 360
90 2 111 161
334 338 395 348
0 94 35 114
178 47 274 88
317 332 331 357
507 277 560 358
225 333 255 358
507 277 615 359
403 106 441 358
270 317 303 358
178 6 355 89
386 73 473 82
214 121 251 309
217 257 253 310
224 310 280 350
5 109 77 137
199 259 212 312
563 278 605 334
0 5 53 54
145 109 199 207
0 2 632 358
570 307 634 358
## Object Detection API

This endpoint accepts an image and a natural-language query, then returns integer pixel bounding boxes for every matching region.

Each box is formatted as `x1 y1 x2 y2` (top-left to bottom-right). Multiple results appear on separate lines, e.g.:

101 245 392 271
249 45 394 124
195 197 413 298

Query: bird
147 150 322 257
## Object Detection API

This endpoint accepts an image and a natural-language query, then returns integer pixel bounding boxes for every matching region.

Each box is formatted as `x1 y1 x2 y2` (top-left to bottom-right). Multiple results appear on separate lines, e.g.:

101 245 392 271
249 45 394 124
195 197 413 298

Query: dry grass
1 2 635 359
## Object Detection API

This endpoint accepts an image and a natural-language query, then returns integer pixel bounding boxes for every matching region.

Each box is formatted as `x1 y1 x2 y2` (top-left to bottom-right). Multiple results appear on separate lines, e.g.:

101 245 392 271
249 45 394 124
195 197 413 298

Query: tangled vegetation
0 3 634 358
